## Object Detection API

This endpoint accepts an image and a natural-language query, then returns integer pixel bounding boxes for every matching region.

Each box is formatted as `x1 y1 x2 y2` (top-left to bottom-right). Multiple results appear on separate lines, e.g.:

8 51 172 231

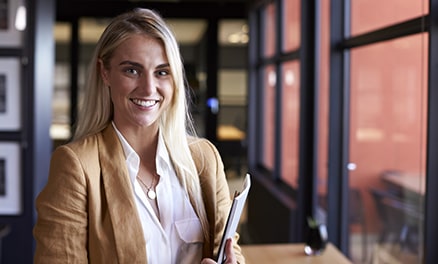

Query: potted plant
304 216 328 256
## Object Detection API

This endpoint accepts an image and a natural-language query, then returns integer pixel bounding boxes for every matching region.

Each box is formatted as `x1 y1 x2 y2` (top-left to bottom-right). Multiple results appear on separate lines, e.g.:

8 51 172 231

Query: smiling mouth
131 98 159 107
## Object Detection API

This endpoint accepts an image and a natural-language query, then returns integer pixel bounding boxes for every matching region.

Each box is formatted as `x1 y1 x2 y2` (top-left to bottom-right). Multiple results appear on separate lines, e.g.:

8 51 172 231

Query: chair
369 187 422 254
380 170 404 197
317 189 368 262
370 188 398 243
348 188 368 262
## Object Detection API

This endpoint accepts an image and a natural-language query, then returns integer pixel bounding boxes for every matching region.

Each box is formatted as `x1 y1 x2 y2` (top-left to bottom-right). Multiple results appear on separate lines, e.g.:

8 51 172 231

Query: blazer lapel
99 125 147 263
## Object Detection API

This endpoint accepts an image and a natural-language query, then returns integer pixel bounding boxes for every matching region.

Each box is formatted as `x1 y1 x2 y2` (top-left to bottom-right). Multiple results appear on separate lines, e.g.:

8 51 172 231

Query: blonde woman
33 8 244 264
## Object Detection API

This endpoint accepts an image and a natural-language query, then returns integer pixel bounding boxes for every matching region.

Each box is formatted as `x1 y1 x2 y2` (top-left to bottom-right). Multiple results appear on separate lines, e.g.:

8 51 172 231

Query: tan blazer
33 125 245 263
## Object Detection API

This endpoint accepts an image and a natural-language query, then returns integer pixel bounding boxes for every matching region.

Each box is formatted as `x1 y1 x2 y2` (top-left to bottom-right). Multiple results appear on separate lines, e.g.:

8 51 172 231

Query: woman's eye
157 70 170 76
125 68 139 75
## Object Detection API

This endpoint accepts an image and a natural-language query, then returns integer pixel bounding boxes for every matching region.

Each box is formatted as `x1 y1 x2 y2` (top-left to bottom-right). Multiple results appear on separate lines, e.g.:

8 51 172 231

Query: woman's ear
98 59 109 86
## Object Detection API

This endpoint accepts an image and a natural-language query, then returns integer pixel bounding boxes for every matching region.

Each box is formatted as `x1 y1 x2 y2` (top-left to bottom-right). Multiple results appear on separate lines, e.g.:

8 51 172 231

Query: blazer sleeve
33 145 91 263
192 138 246 263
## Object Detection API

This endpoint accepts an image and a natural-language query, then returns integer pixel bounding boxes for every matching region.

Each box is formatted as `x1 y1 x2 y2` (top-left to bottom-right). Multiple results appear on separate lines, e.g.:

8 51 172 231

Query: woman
33 8 245 264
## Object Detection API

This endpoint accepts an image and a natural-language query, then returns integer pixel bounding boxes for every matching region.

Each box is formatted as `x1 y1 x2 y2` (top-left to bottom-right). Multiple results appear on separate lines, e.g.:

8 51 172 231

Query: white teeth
132 99 157 107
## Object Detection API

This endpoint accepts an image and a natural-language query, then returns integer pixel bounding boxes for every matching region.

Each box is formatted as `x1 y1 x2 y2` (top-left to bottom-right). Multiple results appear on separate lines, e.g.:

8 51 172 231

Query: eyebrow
118 60 170 69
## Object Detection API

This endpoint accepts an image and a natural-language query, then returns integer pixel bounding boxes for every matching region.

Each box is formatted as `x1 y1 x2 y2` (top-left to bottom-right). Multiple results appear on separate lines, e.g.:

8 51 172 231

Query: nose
139 72 157 95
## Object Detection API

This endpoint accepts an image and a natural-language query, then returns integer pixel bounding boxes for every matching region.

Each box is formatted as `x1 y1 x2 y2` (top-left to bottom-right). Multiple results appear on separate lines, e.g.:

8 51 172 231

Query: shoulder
55 125 115 158
188 136 220 159
187 136 224 175
51 125 115 166
56 133 100 156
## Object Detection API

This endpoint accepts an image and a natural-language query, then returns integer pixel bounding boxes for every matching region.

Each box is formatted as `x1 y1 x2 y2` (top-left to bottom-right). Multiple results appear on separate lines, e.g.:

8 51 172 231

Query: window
282 0 300 52
350 0 429 36
263 2 276 58
262 64 276 171
348 33 427 263
280 60 300 187
247 0 437 262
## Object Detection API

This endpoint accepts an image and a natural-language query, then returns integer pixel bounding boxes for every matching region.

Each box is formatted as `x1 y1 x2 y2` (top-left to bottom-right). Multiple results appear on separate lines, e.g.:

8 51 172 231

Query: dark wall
0 0 55 263
246 173 299 243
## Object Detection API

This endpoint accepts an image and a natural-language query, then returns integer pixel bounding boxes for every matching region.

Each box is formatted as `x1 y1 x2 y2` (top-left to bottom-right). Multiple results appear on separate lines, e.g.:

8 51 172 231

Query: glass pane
349 33 427 263
262 65 276 171
216 19 248 177
282 0 300 52
351 0 429 36
52 22 72 147
79 18 107 129
280 61 300 188
263 2 276 58
316 0 330 227
217 69 248 177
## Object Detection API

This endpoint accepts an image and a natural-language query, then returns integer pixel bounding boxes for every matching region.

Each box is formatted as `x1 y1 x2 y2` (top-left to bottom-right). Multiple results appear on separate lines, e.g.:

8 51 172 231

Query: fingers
201 238 237 264
224 238 237 264
200 258 217 264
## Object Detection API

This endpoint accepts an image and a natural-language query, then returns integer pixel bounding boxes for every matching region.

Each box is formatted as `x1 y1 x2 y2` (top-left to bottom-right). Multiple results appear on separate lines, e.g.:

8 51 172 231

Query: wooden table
381 172 425 196
241 243 352 264
217 125 246 141
217 125 246 174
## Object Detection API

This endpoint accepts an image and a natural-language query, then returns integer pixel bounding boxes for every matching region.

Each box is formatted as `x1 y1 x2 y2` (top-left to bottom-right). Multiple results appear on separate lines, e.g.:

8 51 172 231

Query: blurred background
1 0 437 263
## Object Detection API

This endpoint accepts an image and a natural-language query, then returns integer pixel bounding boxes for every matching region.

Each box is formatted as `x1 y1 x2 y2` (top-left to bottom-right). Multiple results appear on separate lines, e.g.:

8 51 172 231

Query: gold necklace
137 174 157 200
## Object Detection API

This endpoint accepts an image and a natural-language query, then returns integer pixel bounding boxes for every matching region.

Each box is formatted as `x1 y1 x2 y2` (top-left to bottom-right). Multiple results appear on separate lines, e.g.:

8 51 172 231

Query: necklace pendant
147 189 156 200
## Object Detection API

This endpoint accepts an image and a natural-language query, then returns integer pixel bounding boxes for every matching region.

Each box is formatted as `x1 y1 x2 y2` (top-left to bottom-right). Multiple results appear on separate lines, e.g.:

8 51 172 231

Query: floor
350 234 421 264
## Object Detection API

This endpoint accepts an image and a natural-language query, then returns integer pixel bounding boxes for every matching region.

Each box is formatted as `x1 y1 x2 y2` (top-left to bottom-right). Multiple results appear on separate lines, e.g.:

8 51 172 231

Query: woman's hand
201 238 237 264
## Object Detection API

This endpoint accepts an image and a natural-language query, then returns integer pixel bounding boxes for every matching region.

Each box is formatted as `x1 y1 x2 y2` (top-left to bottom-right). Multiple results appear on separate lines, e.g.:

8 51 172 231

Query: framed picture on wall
0 141 21 215
0 0 23 47
0 58 21 130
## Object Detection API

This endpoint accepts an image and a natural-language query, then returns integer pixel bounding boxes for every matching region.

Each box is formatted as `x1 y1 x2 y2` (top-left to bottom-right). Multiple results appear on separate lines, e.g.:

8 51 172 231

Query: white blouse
113 123 203 264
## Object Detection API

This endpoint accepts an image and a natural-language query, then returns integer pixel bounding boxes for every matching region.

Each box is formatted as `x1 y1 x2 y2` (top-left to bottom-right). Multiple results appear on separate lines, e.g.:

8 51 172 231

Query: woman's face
100 34 173 132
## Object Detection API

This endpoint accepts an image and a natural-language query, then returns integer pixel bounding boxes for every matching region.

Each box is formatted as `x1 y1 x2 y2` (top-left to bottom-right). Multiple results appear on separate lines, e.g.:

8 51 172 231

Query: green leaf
307 216 318 228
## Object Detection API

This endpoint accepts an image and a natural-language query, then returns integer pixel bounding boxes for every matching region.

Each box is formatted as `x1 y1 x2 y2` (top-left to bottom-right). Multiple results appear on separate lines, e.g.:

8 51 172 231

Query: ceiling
56 0 249 20
55 0 249 45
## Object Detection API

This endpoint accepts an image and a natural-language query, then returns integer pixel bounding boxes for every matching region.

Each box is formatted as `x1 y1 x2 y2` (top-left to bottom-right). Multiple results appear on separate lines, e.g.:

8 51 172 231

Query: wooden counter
217 125 246 141
381 172 425 196
241 243 352 264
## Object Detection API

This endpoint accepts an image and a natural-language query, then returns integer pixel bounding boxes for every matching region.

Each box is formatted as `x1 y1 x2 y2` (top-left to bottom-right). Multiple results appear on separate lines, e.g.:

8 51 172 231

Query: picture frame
0 0 23 47
0 141 21 215
0 57 21 130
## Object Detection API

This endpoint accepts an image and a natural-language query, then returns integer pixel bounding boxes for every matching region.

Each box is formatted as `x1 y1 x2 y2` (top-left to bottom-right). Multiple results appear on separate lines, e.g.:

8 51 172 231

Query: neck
113 122 160 168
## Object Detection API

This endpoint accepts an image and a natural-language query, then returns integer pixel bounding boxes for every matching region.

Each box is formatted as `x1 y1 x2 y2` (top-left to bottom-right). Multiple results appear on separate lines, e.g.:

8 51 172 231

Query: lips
131 98 159 107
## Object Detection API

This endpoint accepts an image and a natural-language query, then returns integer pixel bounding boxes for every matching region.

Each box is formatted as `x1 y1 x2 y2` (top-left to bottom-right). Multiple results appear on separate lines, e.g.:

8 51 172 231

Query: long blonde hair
73 8 209 241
